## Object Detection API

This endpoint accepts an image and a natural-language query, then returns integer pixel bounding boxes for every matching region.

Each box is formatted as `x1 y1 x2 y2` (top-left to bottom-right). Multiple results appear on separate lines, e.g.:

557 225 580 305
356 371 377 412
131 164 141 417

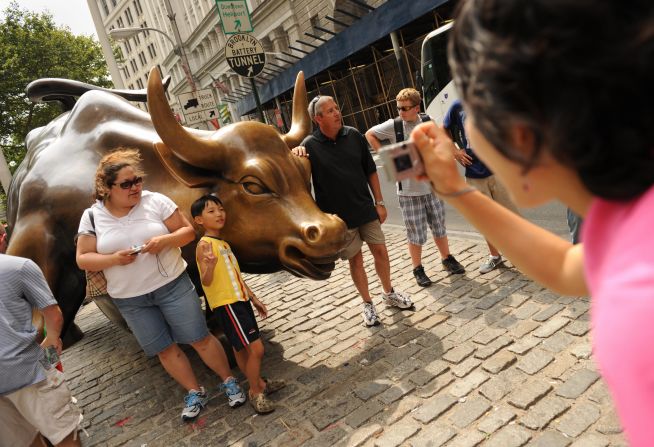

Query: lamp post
108 26 196 91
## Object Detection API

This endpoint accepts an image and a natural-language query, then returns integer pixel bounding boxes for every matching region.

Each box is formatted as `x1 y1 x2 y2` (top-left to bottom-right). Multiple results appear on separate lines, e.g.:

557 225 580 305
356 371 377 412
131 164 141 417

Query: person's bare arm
40 304 64 354
143 209 195 254
365 130 383 152
196 241 217 286
367 171 388 224
412 122 587 296
76 235 136 271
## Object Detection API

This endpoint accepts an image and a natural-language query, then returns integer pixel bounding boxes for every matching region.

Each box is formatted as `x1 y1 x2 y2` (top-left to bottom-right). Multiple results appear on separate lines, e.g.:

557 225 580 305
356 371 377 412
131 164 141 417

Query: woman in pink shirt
412 0 654 445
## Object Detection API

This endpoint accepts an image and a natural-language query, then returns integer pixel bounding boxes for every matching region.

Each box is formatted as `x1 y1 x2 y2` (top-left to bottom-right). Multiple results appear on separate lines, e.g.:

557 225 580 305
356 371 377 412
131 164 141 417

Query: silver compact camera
129 244 145 255
379 140 426 182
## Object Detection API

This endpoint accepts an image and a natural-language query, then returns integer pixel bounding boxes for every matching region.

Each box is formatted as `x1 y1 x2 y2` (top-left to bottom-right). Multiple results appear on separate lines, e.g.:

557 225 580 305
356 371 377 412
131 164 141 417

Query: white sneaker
479 255 503 274
381 289 413 309
181 387 208 421
362 302 380 326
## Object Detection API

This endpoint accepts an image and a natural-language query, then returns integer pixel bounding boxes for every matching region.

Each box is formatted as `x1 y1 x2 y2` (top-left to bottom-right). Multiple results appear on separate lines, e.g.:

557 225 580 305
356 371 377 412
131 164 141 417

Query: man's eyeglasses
397 105 418 112
112 176 143 189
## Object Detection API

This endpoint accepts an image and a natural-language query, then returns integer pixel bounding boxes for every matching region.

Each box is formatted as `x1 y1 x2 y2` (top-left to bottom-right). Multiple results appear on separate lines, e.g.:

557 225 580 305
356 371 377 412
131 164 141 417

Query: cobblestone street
62 229 627 447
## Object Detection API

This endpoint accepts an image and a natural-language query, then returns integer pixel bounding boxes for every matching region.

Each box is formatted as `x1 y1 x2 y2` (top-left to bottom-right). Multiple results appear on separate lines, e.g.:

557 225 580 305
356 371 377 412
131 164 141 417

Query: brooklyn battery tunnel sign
225 33 266 78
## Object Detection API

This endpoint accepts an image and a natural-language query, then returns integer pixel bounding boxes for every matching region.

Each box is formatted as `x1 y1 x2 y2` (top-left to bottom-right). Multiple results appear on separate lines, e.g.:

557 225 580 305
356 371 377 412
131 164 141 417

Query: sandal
262 377 286 396
250 392 275 414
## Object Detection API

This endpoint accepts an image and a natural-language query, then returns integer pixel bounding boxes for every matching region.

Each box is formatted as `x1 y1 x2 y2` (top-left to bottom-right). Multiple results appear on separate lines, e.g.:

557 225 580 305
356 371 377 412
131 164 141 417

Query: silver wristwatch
375 200 385 207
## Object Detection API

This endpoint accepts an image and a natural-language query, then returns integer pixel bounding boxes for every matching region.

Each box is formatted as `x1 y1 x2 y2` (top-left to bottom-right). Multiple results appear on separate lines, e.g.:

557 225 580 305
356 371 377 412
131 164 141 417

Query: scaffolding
256 3 454 135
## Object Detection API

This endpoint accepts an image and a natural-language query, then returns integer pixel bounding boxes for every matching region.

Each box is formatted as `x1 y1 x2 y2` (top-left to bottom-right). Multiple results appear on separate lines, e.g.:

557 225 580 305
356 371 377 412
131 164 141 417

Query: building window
147 44 157 59
141 22 150 37
133 0 143 15
123 40 132 54
134 33 140 45
136 78 144 89
116 17 124 28
99 0 109 16
130 59 138 72
125 7 134 25
122 65 130 77
110 0 117 6
138 51 147 67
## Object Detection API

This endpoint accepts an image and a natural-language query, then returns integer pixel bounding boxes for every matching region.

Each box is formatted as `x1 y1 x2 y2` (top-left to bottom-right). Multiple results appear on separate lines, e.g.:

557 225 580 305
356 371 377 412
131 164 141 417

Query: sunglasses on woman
397 105 418 112
113 176 143 190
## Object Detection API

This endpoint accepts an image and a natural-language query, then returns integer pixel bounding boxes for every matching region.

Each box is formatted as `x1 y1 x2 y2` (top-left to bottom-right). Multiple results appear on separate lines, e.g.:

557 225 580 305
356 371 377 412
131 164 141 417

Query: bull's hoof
62 323 84 349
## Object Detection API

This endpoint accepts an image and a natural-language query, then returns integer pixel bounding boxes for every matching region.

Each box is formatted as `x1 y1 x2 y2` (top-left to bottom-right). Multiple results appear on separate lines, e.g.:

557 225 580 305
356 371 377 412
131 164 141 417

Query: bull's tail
26 75 172 111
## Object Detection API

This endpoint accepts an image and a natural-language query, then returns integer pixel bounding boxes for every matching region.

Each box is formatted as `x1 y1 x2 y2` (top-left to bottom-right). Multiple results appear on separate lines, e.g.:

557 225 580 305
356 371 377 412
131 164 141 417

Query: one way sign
225 33 266 78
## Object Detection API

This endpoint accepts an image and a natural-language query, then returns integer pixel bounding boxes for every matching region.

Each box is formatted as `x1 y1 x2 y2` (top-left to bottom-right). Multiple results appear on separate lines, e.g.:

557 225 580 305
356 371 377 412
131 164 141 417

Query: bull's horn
147 67 219 167
282 71 311 149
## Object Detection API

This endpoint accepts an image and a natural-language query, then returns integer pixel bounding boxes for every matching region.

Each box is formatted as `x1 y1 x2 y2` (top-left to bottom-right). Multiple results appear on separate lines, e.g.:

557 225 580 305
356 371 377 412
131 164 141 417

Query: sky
0 0 97 38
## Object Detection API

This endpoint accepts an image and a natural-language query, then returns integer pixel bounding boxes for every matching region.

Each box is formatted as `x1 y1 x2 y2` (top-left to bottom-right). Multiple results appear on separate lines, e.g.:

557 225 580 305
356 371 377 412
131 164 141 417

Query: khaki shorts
0 369 82 447
466 176 520 215
339 219 386 260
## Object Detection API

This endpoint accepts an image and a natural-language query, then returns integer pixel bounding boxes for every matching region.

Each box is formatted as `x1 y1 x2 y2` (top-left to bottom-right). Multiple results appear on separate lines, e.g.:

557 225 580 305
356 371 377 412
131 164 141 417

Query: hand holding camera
129 244 145 255
380 123 473 197
378 140 426 182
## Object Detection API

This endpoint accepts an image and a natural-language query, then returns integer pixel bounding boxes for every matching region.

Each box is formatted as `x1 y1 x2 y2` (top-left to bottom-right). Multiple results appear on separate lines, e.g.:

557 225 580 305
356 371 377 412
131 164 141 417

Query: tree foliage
0 2 112 172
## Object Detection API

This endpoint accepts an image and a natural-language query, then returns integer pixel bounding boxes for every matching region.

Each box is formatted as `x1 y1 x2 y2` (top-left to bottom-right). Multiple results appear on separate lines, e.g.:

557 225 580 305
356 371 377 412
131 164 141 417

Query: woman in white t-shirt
76 148 246 421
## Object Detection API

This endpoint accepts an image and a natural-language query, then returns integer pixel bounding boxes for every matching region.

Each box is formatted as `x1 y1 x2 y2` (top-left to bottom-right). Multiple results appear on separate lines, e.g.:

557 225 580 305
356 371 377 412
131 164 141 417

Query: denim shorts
112 272 209 356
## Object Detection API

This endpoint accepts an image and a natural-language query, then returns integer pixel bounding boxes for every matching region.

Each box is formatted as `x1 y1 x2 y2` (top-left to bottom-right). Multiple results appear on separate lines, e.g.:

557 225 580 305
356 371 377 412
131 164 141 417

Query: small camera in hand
129 244 145 255
379 140 426 182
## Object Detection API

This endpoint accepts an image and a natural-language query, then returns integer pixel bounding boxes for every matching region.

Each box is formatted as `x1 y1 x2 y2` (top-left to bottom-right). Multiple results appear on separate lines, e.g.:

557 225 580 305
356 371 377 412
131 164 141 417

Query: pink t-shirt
583 185 654 447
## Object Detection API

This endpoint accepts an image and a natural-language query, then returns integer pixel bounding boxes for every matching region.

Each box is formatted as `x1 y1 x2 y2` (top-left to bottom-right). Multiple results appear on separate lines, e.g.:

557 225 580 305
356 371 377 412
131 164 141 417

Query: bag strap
88 209 95 233
393 117 404 143
74 208 96 245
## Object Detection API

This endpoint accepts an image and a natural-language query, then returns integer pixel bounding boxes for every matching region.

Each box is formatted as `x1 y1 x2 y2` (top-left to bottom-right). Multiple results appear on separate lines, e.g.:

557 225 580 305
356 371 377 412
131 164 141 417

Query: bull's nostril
303 225 321 243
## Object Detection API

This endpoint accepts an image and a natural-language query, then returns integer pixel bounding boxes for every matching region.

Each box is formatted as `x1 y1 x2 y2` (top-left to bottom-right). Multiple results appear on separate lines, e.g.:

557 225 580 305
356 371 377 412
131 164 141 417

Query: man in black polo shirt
292 96 413 327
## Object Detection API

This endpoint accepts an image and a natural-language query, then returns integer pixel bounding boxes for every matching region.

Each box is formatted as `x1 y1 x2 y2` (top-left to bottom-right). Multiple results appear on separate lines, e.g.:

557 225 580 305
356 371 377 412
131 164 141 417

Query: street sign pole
250 78 265 123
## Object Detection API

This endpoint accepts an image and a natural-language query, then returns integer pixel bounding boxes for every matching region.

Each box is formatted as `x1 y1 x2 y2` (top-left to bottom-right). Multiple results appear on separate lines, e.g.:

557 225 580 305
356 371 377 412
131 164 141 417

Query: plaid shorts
399 194 446 245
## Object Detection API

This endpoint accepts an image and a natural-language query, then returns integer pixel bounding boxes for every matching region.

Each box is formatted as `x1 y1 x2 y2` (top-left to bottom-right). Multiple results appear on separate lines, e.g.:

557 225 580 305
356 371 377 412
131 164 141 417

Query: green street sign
215 0 253 34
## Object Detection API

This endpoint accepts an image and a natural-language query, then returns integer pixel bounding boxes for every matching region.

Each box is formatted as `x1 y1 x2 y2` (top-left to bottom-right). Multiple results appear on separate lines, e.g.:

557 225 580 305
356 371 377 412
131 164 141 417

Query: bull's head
147 68 346 279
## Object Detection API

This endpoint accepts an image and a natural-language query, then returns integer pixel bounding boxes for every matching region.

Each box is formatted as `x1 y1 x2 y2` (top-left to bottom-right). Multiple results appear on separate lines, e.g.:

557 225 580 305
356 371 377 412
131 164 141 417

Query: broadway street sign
225 33 266 78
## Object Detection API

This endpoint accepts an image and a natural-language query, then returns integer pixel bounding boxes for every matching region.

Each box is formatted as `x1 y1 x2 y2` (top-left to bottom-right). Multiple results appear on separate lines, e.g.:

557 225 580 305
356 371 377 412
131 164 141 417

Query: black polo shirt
302 126 378 229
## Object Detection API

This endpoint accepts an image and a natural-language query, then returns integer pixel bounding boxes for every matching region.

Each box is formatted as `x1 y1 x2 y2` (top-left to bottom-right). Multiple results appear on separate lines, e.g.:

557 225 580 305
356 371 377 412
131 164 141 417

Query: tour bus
420 22 456 124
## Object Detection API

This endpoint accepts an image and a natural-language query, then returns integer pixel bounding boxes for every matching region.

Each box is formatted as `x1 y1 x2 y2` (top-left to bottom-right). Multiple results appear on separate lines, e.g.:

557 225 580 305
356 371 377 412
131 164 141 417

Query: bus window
421 22 456 122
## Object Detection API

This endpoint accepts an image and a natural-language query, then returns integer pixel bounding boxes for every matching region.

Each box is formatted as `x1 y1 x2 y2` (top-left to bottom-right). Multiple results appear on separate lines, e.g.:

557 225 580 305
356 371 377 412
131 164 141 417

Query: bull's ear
152 142 215 188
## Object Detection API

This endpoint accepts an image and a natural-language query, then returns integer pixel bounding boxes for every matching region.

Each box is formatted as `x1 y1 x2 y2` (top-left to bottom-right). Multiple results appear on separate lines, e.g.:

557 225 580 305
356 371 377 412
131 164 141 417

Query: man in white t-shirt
366 88 464 287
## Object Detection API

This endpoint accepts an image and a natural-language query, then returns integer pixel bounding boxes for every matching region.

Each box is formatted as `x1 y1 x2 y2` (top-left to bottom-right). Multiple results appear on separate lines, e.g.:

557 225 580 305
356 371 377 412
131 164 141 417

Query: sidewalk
62 229 626 447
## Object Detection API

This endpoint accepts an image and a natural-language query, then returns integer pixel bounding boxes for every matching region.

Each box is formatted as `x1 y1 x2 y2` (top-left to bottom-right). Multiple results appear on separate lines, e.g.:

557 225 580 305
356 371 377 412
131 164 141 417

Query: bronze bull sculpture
6 68 347 342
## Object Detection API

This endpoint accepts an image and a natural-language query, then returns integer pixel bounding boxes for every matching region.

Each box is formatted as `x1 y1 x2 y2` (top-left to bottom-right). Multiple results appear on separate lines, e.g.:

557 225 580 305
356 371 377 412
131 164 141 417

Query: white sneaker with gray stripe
362 302 380 326
381 289 413 309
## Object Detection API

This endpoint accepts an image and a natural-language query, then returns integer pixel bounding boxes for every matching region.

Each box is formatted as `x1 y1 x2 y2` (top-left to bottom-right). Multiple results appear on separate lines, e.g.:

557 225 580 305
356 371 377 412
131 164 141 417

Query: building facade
87 0 454 130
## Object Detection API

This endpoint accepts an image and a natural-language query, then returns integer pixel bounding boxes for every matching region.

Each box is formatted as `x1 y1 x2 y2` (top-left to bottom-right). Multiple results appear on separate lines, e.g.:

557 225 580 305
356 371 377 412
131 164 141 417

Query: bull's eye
242 181 269 195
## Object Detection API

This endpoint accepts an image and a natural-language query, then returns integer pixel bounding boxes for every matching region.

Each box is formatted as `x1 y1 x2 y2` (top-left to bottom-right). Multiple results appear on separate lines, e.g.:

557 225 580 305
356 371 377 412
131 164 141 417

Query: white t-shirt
369 117 432 196
78 191 187 298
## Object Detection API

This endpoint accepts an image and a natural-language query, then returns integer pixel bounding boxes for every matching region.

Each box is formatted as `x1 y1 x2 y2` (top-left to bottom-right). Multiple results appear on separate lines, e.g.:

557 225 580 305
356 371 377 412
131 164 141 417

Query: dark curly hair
449 0 654 200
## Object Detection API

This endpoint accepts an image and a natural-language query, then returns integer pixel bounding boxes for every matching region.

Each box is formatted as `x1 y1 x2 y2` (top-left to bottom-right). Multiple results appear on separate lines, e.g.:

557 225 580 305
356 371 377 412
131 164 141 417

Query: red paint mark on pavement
114 416 131 427
188 417 207 431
